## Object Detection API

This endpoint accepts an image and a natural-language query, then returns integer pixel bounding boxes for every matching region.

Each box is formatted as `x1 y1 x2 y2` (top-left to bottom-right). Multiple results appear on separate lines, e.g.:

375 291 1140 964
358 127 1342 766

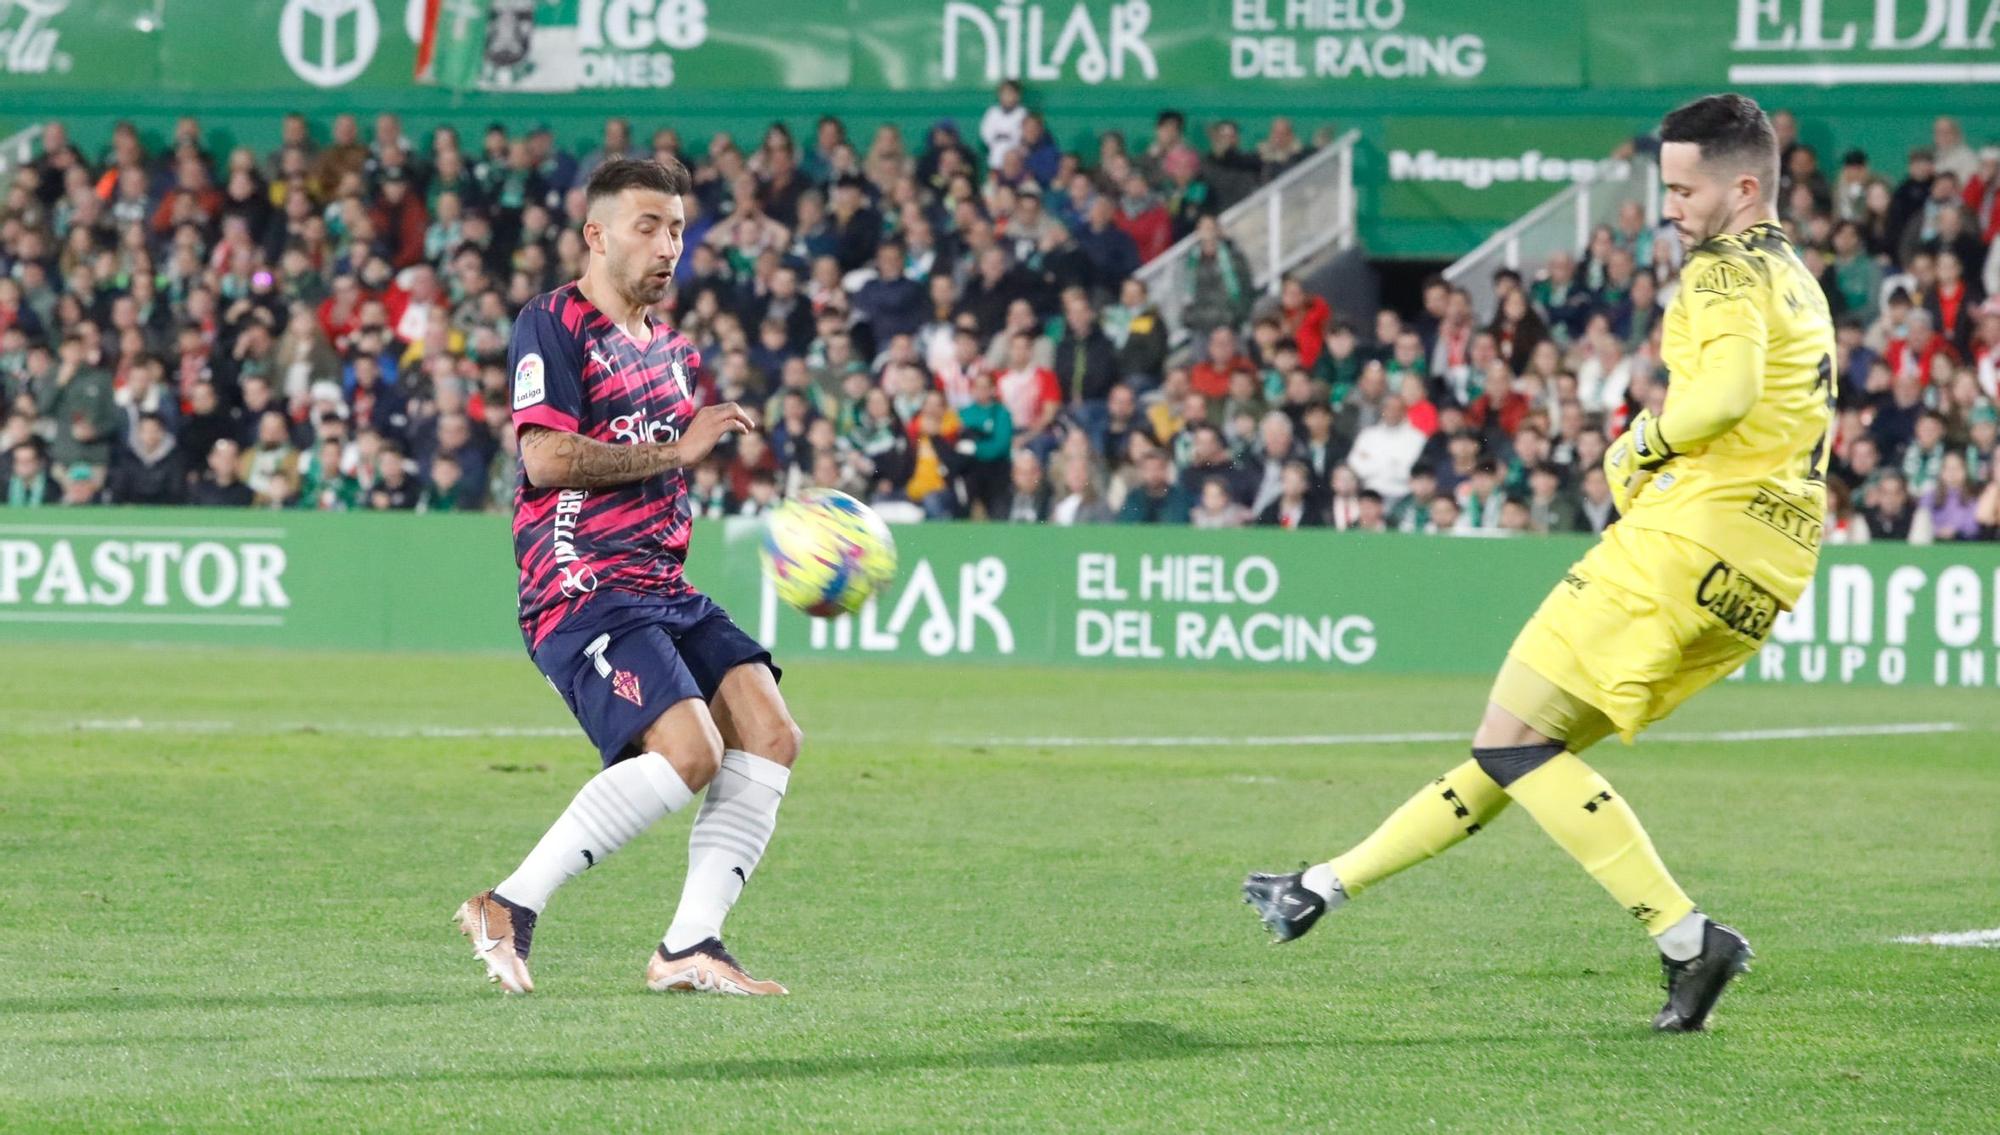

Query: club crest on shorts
612 669 643 707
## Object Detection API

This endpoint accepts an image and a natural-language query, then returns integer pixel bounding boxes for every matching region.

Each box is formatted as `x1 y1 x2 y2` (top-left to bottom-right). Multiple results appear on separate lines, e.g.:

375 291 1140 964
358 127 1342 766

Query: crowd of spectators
3 95 1997 543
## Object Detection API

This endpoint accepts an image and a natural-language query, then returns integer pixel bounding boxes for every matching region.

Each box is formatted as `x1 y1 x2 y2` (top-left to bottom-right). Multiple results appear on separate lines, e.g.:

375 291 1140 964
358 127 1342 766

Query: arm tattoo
524 429 684 490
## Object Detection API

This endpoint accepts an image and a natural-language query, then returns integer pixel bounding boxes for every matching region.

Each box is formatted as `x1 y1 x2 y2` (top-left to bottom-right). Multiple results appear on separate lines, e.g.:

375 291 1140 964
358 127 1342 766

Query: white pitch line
1650 722 1966 743
55 718 577 739
944 722 1966 749
23 719 1972 747
1893 928 2000 949
947 731 1469 748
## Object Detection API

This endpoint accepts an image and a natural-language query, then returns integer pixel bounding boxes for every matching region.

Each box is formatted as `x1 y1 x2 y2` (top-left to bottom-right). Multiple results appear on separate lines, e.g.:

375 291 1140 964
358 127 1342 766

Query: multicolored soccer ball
759 489 899 618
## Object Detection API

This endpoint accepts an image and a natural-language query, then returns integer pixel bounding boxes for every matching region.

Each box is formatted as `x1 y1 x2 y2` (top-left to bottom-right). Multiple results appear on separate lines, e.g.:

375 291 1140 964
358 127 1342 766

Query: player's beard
1678 201 1730 249
614 247 675 309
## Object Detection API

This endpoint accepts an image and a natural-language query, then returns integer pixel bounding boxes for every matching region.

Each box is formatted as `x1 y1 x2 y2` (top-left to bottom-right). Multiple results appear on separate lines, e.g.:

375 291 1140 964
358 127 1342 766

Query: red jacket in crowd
1966 173 2000 245
1115 202 1172 263
1190 353 1253 400
1886 333 1957 386
1466 389 1531 437
371 194 431 269
1284 293 1331 368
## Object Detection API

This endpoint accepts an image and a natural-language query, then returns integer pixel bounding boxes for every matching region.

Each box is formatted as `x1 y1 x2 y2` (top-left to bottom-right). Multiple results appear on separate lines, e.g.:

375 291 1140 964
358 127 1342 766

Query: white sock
496 753 695 914
1301 862 1348 906
663 750 790 953
1654 910 1709 962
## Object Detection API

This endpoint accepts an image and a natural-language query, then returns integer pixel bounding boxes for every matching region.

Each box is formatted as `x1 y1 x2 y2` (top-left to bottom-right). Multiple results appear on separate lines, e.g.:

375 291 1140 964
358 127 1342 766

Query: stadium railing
1134 129 1361 347
1444 156 1661 321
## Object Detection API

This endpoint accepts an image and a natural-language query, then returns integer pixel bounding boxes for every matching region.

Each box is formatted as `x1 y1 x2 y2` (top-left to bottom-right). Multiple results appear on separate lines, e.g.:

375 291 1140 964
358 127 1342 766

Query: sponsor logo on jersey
557 562 600 596
1696 560 1780 643
1745 488 1825 551
514 352 547 409
1692 259 1755 298
550 488 597 595
609 409 681 445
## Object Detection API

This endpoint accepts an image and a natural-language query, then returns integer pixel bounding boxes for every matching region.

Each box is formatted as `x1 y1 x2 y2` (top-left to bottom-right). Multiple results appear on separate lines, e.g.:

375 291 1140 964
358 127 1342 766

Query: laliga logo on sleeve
514 353 547 409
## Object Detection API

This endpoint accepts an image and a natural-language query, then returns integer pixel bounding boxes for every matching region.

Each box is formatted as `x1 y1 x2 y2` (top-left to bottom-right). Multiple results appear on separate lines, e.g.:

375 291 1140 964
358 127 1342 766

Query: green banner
0 0 849 96
419 0 850 92
39 0 2000 99
0 511 520 651
1379 115 1645 228
849 0 1581 91
1589 0 2000 89
5 510 2000 692
730 522 2000 692
0 0 162 91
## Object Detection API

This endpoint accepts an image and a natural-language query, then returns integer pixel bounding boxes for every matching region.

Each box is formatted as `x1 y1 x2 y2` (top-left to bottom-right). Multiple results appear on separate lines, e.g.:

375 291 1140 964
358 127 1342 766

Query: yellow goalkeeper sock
1326 760 1510 896
1501 753 1695 934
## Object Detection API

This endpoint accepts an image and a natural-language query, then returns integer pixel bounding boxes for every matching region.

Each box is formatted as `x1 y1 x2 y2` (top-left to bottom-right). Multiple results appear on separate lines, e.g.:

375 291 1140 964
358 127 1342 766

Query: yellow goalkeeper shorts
1496 522 1781 748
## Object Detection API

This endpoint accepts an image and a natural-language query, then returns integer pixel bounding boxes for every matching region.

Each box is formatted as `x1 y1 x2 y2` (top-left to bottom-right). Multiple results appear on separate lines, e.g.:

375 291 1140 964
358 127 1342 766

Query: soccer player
455 159 799 996
1245 95 1836 1032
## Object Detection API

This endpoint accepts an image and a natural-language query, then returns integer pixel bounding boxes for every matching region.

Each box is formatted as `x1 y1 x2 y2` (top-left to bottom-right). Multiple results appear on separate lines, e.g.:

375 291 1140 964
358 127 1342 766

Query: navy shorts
530 589 780 767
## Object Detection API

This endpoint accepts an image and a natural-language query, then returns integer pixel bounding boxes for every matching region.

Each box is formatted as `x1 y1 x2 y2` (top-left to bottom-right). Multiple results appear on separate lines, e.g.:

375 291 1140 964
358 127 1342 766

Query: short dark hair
584 157 691 208
1660 93 1780 202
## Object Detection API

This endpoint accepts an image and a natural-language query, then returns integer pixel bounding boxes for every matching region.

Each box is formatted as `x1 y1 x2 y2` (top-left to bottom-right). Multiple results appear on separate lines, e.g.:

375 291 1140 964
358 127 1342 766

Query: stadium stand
3 102 1998 542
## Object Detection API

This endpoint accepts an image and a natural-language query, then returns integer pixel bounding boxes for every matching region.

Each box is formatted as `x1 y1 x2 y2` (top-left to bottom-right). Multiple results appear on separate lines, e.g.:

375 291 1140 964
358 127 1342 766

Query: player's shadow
694 1018 1278 1083
311 1018 1289 1085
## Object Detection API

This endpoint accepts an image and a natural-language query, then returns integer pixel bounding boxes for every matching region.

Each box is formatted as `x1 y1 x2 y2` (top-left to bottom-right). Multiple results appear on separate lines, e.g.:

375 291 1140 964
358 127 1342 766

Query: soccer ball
759 488 899 618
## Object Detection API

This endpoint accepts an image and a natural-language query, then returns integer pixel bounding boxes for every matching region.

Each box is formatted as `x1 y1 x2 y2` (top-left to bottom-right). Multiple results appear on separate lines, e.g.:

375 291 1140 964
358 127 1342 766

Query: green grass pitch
2 646 1996 1132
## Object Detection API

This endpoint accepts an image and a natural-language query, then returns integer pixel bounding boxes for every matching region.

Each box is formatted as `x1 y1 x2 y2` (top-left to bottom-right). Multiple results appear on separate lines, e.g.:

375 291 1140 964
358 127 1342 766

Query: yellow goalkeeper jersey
1621 220 1835 606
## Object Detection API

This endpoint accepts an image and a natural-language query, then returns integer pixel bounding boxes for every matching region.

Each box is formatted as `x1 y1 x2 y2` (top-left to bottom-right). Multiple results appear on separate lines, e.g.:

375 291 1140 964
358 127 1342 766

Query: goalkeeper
1245 94 1836 1033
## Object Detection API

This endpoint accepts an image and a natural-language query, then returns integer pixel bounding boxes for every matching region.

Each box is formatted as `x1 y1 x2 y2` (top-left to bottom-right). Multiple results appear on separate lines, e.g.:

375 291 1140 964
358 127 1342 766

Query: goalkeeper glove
1603 409 1676 515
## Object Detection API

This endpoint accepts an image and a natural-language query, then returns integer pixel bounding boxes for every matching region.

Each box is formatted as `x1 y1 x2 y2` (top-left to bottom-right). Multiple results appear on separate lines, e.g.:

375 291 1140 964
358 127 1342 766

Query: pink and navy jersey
510 283 701 648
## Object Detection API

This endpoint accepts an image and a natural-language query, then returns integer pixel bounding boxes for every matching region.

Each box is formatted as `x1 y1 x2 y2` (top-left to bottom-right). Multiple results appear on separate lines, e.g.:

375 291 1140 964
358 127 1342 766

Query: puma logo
731 866 747 882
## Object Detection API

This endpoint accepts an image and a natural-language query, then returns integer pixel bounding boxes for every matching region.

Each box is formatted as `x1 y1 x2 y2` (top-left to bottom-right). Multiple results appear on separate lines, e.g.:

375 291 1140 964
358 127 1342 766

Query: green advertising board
849 0 1583 91
8 0 2000 98
5 510 2000 693
1590 0 2000 89
0 0 850 95
1375 115 1650 251
0 510 520 651
6 1 1999 259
